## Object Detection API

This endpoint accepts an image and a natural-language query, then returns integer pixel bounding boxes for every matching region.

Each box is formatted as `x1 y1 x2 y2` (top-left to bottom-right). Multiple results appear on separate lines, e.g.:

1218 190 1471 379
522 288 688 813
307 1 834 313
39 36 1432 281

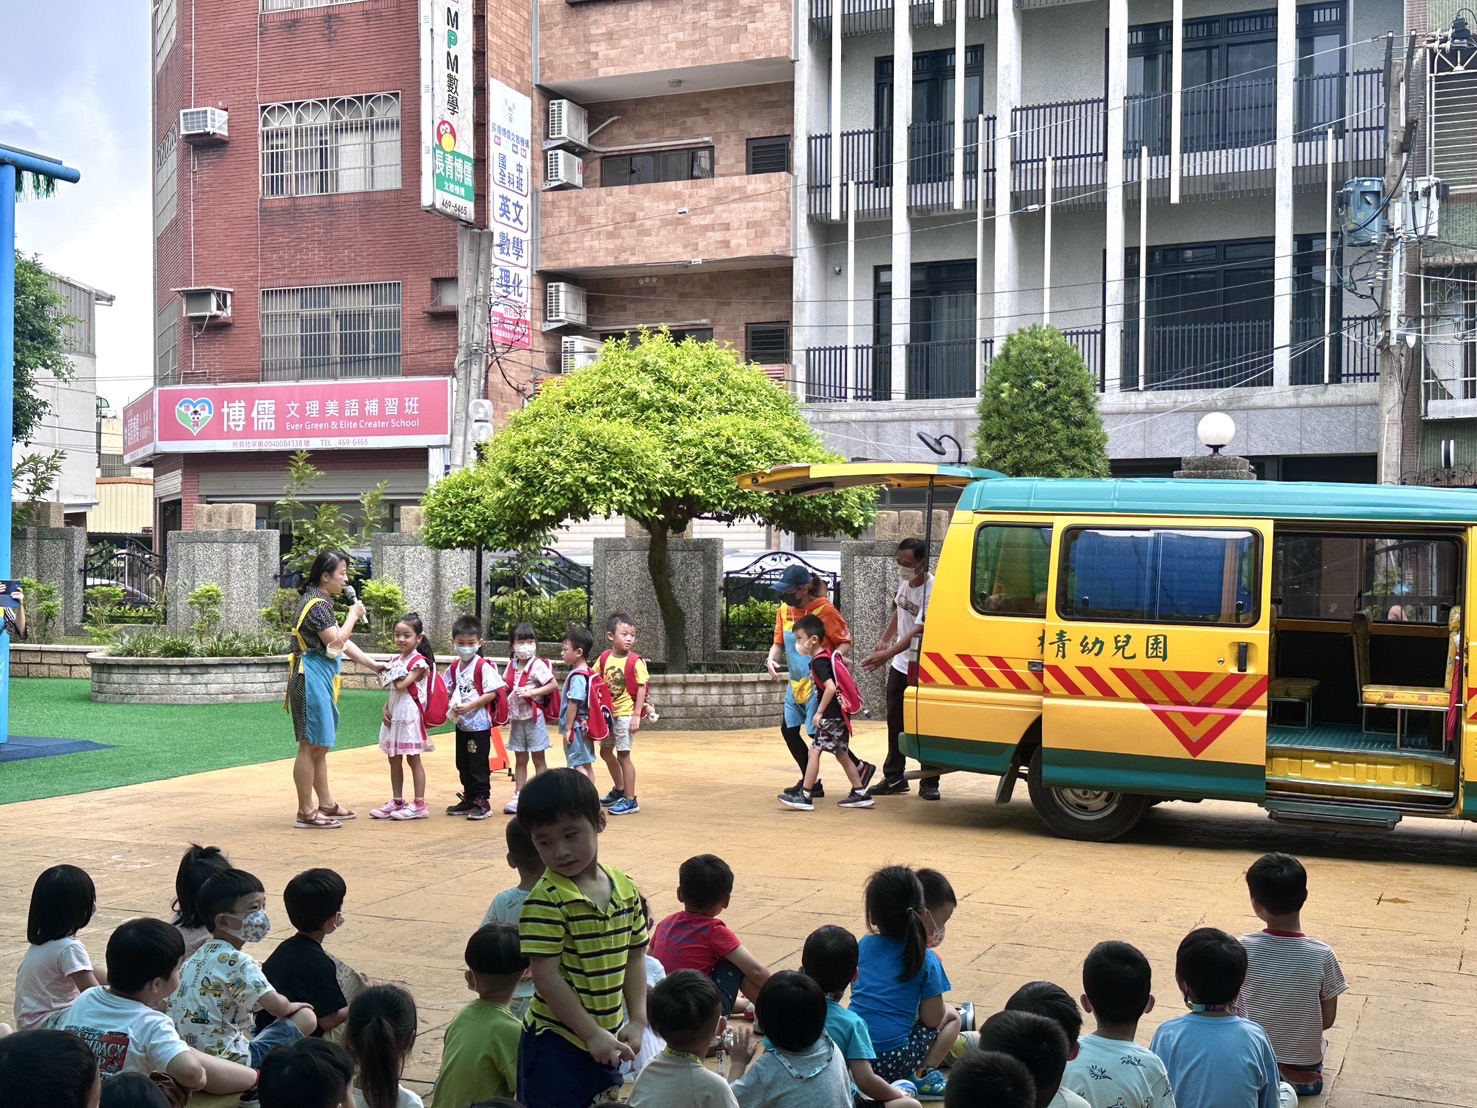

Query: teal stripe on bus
901 733 1016 775
1042 747 1265 802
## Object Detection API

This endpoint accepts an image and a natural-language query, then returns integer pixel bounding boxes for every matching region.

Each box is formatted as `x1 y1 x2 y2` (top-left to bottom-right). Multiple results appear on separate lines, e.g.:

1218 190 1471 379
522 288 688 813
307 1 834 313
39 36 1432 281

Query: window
745 323 791 365
431 277 459 308
260 94 401 198
155 300 179 386
154 124 178 234
599 147 713 188
261 282 402 381
973 525 1053 616
1059 527 1259 625
262 0 368 10
153 0 177 71
874 261 977 400
1273 533 1460 623
747 137 791 175
600 327 713 346
877 47 985 186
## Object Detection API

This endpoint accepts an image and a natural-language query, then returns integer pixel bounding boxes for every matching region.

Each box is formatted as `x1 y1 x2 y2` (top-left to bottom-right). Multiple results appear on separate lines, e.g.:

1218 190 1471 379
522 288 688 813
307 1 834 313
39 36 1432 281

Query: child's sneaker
444 793 473 816
390 800 429 820
891 1079 919 1098
370 798 407 820
467 799 492 821
914 1068 947 1100
778 787 814 811
838 789 874 809
503 792 519 815
610 796 640 815
600 788 624 808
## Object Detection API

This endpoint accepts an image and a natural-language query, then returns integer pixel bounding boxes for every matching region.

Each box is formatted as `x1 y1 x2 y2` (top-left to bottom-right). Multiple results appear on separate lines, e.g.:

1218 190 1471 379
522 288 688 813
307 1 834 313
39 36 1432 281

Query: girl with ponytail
346 984 422 1108
369 614 435 822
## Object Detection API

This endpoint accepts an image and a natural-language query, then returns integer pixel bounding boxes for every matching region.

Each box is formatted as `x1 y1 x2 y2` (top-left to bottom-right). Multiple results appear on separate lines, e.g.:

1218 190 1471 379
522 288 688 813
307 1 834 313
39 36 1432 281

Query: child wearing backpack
445 615 503 821
597 611 650 816
779 613 874 810
502 623 559 814
370 613 437 821
558 625 600 783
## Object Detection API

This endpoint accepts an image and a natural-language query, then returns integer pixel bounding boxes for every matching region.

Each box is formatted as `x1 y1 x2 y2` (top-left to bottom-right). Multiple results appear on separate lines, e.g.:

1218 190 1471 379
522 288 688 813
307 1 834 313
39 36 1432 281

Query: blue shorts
517 1026 623 1108
248 1017 304 1069
784 688 820 732
563 722 596 768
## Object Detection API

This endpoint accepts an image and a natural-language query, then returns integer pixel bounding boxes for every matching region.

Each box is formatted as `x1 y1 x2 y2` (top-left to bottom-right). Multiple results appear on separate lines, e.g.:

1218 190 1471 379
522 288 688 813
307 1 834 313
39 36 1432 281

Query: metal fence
83 539 164 612
485 549 594 644
722 552 841 651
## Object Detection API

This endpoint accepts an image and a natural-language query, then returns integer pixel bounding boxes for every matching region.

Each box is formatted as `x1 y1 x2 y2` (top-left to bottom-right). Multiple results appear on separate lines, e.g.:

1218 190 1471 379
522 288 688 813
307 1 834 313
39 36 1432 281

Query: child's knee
289 1007 317 1036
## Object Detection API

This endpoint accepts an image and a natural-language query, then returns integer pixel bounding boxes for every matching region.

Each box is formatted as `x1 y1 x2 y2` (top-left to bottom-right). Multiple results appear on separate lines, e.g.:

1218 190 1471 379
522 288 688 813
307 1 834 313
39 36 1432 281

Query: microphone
345 584 368 629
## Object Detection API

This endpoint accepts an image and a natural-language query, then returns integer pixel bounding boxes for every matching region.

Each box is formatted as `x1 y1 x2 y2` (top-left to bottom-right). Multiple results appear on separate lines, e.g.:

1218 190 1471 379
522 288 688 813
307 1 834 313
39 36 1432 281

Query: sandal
295 810 342 830
319 804 356 820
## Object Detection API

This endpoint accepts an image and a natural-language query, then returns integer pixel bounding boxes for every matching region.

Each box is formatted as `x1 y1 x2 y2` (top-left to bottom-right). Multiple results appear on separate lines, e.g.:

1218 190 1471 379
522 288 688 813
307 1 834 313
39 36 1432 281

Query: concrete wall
591 537 722 664
164 529 278 634
10 644 93 680
13 526 86 632
840 538 944 716
371 533 477 650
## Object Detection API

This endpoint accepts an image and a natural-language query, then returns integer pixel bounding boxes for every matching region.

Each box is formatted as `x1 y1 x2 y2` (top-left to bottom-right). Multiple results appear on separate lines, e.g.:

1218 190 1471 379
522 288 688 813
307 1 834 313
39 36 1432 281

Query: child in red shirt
650 854 770 1018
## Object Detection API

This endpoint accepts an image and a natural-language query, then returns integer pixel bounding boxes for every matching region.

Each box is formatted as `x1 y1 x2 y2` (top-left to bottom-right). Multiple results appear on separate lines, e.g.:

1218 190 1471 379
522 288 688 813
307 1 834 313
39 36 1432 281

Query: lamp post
1176 411 1255 480
916 431 965 465
468 400 493 625
1196 412 1236 455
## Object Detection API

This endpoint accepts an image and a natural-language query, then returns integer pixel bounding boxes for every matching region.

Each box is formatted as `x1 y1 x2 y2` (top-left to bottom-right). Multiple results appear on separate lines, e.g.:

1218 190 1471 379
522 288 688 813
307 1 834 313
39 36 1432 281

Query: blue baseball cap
769 565 814 596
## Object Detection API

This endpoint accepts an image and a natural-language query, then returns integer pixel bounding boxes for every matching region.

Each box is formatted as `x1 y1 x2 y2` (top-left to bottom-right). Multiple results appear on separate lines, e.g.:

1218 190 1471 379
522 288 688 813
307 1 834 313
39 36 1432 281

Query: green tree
12 254 74 514
973 325 1110 478
420 330 876 672
276 450 388 580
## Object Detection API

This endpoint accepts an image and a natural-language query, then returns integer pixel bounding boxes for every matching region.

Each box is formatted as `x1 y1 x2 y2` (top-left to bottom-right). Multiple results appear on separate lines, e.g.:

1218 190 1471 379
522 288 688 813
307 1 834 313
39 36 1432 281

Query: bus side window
972 525 1053 616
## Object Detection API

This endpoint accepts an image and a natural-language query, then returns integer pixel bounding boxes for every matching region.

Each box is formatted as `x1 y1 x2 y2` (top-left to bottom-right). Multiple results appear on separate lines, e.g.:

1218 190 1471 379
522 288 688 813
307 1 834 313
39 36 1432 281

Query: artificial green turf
2 678 389 805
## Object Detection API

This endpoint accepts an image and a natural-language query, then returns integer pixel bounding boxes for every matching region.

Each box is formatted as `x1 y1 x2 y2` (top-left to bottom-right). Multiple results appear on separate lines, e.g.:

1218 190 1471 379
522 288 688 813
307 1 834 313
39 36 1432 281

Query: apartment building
793 0 1394 480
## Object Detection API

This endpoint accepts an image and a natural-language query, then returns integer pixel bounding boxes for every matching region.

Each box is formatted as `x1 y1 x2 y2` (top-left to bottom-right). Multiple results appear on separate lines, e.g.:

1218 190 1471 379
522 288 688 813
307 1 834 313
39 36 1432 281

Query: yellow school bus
741 464 1473 841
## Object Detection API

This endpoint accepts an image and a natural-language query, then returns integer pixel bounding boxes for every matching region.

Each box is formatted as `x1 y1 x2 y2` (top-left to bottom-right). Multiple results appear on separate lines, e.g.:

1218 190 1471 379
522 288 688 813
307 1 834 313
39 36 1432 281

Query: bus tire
1026 747 1150 842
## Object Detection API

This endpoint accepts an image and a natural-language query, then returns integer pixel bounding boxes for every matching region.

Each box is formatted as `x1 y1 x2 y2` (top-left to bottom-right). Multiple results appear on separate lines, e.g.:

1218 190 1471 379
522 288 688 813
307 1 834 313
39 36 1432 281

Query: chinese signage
121 378 453 463
420 0 475 223
488 77 532 350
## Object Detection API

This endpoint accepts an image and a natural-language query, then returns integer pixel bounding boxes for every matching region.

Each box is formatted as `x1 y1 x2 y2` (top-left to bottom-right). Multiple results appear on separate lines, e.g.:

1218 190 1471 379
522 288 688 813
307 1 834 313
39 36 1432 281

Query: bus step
1264 798 1402 832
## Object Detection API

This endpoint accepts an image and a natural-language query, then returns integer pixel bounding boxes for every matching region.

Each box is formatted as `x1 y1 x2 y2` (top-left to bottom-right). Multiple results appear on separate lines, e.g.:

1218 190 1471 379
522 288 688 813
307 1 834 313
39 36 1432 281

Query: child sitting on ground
0 1028 100 1108
916 868 978 1047
1240 853 1347 1098
629 970 754 1107
778 613 874 811
1150 927 1292 1108
651 854 771 1020
504 623 560 811
978 1010 1076 1108
800 925 921 1107
479 818 545 1019
944 1051 1038 1108
55 917 256 1097
434 924 526 1108
259 1038 354 1108
168 869 317 1082
169 846 231 958
1061 941 1173 1108
1004 983 1090 1108
346 985 423 1108
732 971 851 1107
15 865 105 1031
259 869 354 1040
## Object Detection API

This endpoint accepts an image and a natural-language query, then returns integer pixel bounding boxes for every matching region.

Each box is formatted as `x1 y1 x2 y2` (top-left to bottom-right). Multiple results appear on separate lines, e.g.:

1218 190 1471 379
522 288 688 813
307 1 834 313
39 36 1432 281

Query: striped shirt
1238 929 1347 1067
520 863 649 1050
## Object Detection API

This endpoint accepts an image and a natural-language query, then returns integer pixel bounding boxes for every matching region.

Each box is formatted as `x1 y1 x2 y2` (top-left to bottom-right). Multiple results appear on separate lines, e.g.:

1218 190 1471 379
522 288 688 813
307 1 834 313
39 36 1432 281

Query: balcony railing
806 337 993 402
1291 314 1380 385
809 0 995 41
1122 319 1275 391
1060 326 1105 390
1011 97 1107 209
806 129 892 221
808 119 996 220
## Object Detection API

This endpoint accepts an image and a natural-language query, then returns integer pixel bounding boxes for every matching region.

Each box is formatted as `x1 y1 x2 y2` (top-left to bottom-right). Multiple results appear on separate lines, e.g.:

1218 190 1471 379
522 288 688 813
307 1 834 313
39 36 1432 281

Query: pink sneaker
370 798 407 820
391 800 429 821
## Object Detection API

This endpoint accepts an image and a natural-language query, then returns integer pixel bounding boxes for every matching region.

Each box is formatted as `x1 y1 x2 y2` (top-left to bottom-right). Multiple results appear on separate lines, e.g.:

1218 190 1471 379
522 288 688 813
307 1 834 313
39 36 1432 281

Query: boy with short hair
559 625 598 783
480 819 545 1019
446 615 502 821
650 855 771 1019
434 924 527 1108
778 612 874 811
628 970 755 1107
56 917 257 1095
259 1038 354 1108
257 869 351 1040
800 925 921 1107
515 769 650 1108
1004 981 1090 1108
979 1010 1077 1108
945 1051 1038 1108
1150 928 1291 1108
168 868 317 1078
732 972 851 1107
1062 941 1175 1108
598 611 649 815
1240 852 1346 1097
504 623 558 814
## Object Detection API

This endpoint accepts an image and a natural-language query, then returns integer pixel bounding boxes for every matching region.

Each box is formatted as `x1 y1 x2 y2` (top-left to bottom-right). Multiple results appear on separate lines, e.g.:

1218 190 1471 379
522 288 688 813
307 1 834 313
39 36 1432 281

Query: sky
3 2 152 408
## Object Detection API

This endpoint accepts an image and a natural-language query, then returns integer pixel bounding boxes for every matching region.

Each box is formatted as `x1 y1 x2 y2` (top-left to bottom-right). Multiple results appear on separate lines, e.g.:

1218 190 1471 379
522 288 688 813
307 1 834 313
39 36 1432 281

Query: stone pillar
591 537 722 665
370 532 476 648
840 538 944 716
12 525 86 632
1174 453 1256 480
166 526 280 633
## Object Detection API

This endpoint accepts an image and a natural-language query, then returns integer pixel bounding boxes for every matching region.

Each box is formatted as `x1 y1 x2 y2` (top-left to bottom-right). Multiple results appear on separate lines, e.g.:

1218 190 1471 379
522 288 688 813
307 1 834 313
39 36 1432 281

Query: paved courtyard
2 720 1474 1106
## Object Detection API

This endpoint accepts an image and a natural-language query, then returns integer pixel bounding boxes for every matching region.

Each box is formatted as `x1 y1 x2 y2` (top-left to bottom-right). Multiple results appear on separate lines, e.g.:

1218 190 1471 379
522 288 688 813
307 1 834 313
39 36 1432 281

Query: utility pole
448 226 494 476
1377 34 1420 485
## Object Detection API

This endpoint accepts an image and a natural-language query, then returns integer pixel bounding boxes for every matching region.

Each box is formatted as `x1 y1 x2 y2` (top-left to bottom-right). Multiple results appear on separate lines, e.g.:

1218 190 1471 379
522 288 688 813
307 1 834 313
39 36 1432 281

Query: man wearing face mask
862 538 941 800
169 868 318 1089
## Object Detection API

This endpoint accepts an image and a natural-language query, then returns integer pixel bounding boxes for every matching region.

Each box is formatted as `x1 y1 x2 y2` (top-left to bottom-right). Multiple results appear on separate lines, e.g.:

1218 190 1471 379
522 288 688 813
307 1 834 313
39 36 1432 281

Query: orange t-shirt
772 598 852 650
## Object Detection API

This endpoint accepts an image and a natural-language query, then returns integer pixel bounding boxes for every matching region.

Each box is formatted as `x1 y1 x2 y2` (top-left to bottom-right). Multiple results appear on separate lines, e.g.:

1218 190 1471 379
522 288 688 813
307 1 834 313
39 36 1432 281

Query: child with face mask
501 623 558 815
168 868 318 1086
444 615 503 822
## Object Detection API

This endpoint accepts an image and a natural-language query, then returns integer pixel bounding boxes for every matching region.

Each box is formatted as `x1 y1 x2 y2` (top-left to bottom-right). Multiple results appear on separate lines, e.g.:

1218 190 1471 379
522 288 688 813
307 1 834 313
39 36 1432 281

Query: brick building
131 0 532 543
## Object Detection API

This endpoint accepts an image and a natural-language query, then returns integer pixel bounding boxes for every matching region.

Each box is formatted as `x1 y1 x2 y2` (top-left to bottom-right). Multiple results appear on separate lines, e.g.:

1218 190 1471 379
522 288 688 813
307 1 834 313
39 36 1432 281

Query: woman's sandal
295 810 342 830
319 804 356 820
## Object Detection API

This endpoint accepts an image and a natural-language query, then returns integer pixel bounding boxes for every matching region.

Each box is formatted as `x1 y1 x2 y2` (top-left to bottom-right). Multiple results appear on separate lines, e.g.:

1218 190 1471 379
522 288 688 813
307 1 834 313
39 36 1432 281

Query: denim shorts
508 716 550 753
248 1017 305 1069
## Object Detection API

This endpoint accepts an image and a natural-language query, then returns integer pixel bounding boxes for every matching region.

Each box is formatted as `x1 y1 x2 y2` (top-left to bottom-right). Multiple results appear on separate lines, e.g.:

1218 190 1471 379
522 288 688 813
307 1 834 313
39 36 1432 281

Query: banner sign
488 77 532 350
121 378 452 462
420 0 475 223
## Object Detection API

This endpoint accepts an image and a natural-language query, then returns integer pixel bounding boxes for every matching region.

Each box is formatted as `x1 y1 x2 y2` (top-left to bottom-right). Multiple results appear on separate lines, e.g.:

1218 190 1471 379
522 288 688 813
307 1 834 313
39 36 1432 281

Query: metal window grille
154 124 178 233
260 94 401 198
154 0 177 70
261 282 402 381
156 301 179 386
745 323 791 364
1432 71 1477 193
261 0 368 10
747 137 791 175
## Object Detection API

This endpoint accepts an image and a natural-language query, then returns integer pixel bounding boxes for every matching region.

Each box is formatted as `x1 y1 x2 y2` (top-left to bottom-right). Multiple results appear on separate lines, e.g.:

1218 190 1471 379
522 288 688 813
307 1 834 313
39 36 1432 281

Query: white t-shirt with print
506 656 554 721
14 936 93 1029
168 939 273 1065
353 1087 423 1108
56 987 193 1078
1063 1033 1177 1108
890 573 935 675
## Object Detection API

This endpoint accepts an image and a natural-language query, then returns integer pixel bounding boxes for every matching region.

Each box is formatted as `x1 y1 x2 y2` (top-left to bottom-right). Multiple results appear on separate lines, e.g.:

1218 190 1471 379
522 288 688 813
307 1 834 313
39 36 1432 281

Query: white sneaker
390 801 429 821
503 792 519 815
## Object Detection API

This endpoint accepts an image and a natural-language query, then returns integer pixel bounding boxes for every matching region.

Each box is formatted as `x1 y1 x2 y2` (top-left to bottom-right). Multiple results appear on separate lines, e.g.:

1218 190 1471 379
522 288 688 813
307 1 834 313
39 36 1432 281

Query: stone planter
88 652 292 704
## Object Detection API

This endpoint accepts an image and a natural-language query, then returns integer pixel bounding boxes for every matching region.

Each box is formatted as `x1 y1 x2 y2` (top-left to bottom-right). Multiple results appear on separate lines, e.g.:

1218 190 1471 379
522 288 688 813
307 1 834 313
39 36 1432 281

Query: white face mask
899 564 920 584
515 643 536 661
454 645 478 661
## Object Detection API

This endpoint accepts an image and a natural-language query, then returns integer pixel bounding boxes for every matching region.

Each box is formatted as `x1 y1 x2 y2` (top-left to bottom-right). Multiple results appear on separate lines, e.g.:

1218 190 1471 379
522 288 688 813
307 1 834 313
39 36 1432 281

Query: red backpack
407 658 451 731
817 649 866 718
505 658 561 724
597 650 651 718
576 665 616 741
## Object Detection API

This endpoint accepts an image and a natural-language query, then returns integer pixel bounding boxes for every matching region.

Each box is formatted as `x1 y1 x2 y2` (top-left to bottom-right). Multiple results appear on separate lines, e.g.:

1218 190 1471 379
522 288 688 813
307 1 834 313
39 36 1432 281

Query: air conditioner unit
561 336 603 373
547 100 589 148
175 286 234 322
545 150 584 191
546 282 588 328
179 107 229 145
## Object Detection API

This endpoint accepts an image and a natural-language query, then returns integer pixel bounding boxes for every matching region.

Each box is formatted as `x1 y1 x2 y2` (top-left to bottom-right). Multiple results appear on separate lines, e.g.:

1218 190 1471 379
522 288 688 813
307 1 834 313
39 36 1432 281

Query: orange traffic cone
488 726 510 776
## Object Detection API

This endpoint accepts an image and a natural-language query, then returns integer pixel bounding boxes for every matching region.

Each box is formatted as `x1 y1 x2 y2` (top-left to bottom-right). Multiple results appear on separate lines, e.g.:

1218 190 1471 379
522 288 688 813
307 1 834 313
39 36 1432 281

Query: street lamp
1196 412 1236 455
917 431 964 465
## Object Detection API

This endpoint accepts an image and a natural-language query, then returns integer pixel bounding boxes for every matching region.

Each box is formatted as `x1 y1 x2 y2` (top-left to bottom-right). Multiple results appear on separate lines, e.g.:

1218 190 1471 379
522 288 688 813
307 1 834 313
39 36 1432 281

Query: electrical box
1338 177 1384 245
1405 176 1447 239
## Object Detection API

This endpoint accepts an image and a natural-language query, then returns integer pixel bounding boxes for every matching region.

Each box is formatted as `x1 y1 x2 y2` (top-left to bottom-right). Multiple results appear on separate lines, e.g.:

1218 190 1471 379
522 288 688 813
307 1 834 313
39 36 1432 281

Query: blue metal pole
1 162 16 745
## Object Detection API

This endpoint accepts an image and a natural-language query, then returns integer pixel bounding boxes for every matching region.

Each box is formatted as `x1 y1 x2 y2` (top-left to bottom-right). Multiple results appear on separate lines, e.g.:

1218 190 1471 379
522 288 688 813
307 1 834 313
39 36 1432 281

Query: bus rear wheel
1026 747 1150 842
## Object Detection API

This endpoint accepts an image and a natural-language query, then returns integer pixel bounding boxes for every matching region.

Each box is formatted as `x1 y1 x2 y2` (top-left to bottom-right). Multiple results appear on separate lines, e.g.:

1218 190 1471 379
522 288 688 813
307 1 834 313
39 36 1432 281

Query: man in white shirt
862 538 940 800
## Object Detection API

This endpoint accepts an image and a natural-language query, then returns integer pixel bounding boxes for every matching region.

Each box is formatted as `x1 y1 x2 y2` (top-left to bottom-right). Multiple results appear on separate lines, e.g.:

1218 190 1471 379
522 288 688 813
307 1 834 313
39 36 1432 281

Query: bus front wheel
1026 747 1150 842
